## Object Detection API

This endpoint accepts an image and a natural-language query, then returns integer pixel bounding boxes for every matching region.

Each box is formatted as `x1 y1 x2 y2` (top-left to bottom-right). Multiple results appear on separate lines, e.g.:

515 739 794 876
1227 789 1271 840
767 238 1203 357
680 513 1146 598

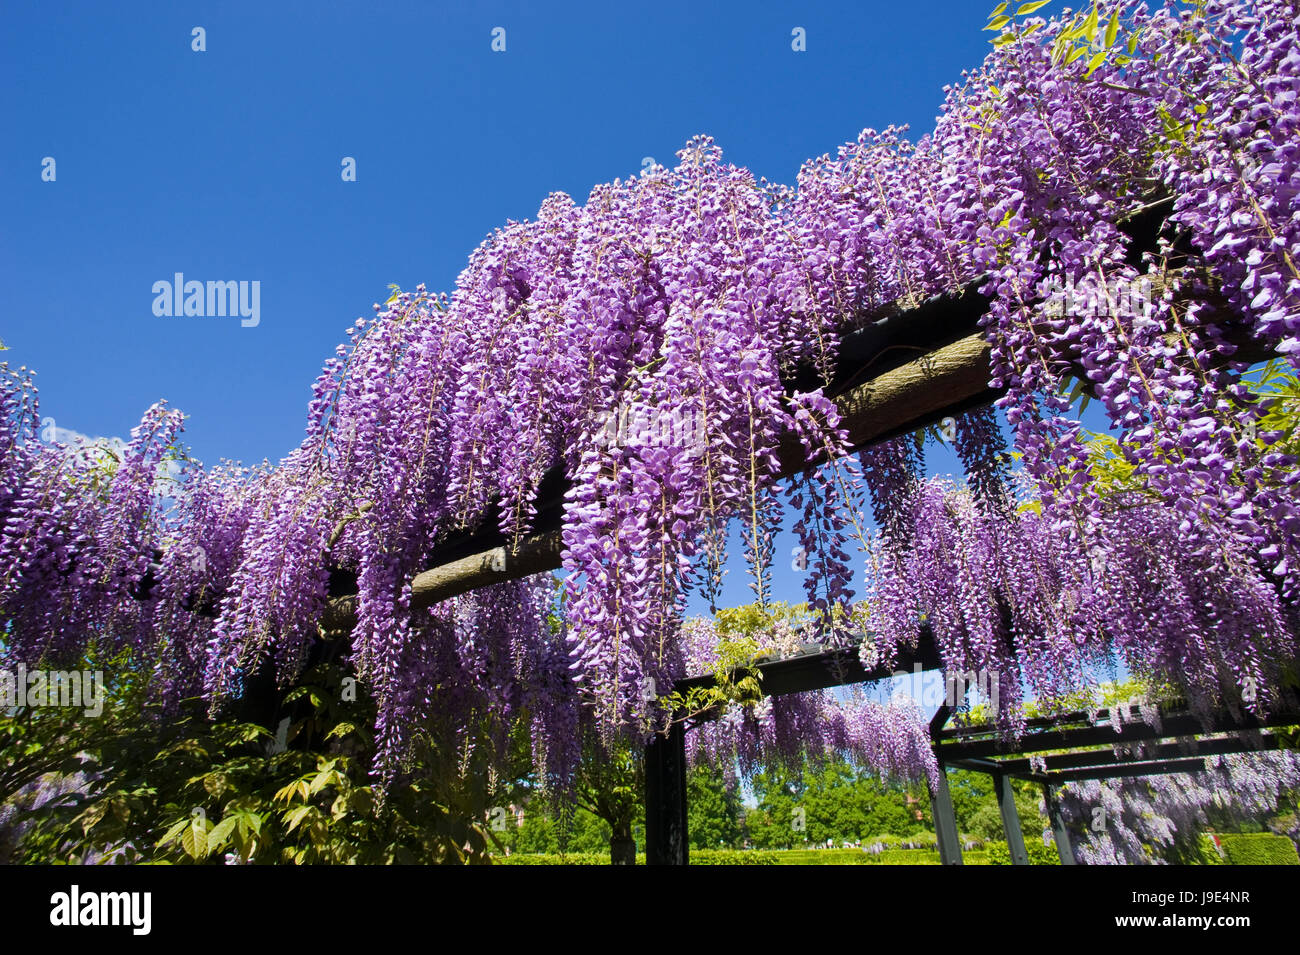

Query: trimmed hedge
779 849 874 865
871 849 941 865
692 850 780 865
494 849 781 865
986 840 1060 865
1217 833 1300 865
495 851 614 865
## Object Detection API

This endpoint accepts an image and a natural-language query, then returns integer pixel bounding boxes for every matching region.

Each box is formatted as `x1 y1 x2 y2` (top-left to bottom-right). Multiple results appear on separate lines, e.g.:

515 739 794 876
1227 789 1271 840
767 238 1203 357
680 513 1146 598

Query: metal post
645 721 689 865
1041 782 1076 865
930 760 964 865
994 771 1029 865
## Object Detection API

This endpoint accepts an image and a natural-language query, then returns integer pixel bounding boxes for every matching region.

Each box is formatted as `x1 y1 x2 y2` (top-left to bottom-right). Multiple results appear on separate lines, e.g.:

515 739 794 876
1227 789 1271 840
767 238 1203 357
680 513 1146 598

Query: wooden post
645 721 688 866
1042 782 1077 865
930 760 964 866
995 771 1030 865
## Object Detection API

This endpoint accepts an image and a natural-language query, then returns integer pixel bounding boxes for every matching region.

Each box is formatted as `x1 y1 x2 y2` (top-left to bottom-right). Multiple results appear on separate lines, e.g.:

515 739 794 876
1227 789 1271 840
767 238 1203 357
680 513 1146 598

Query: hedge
1217 833 1300 865
495 852 614 865
871 849 941 865
494 849 782 865
986 840 1060 865
691 850 781 865
779 849 873 865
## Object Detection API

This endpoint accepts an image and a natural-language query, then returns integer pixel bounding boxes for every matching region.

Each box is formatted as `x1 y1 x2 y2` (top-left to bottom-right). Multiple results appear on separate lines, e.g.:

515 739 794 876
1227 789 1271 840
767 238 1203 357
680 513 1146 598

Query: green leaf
988 2 1010 18
324 721 357 740
1084 49 1109 76
273 778 311 804
158 817 190 848
283 805 315 833
1051 36 1071 66
331 794 350 821
208 816 238 848
1126 27 1141 54
181 816 209 859
1083 4 1099 43
1015 1 1051 14
308 769 344 795
984 14 1012 30
349 789 373 816
1104 9 1120 47
232 809 264 840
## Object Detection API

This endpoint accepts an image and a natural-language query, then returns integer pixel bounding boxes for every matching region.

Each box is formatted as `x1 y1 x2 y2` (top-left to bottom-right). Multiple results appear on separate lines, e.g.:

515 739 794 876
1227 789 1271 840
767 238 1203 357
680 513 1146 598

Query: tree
687 766 742 849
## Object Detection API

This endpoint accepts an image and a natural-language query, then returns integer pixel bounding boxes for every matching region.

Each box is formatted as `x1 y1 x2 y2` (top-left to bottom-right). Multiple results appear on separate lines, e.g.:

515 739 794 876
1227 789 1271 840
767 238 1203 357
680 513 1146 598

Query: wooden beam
320 333 1001 622
674 628 943 704
1045 757 1209 783
984 732 1285 777
934 709 1300 761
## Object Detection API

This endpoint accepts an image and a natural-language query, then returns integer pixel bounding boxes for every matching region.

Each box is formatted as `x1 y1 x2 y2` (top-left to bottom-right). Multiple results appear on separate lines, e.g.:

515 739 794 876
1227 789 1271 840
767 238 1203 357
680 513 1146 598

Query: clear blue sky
2 0 1029 612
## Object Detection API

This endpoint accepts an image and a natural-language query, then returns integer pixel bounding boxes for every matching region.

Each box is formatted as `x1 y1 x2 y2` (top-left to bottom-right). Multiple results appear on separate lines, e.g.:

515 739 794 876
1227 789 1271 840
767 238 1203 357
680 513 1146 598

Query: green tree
687 766 742 849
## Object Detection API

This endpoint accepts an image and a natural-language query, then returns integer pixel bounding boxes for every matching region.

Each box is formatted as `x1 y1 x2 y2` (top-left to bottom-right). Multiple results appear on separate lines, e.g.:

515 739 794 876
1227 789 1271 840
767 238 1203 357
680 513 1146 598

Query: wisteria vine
2 0 1299 798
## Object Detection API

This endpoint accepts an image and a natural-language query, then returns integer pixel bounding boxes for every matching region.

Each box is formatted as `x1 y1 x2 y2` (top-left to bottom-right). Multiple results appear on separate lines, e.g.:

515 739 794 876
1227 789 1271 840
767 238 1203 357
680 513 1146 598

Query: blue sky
2 0 1042 614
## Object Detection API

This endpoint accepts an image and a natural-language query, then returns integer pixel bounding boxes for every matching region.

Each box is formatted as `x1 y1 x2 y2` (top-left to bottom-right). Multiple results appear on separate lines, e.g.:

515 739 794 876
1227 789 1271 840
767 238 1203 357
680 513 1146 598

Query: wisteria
685 689 939 792
1 0 1299 800
676 616 937 791
1056 749 1300 864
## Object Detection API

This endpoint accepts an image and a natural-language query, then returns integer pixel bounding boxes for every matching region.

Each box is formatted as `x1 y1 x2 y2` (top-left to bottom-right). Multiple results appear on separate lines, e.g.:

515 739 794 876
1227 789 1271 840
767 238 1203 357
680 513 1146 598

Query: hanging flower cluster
0 363 185 668
684 687 938 792
1054 749 1300 864
674 615 937 788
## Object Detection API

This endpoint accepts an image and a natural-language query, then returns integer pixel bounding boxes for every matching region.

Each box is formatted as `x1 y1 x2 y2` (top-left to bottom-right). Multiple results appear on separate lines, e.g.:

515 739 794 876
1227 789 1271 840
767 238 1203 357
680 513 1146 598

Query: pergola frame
646 650 1299 866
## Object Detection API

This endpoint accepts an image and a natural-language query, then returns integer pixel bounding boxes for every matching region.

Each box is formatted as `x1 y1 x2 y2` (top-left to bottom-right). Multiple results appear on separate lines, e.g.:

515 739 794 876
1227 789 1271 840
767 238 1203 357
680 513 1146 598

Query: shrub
986 839 1059 865
493 849 781 865
874 849 941 865
495 852 615 865
1217 833 1299 865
